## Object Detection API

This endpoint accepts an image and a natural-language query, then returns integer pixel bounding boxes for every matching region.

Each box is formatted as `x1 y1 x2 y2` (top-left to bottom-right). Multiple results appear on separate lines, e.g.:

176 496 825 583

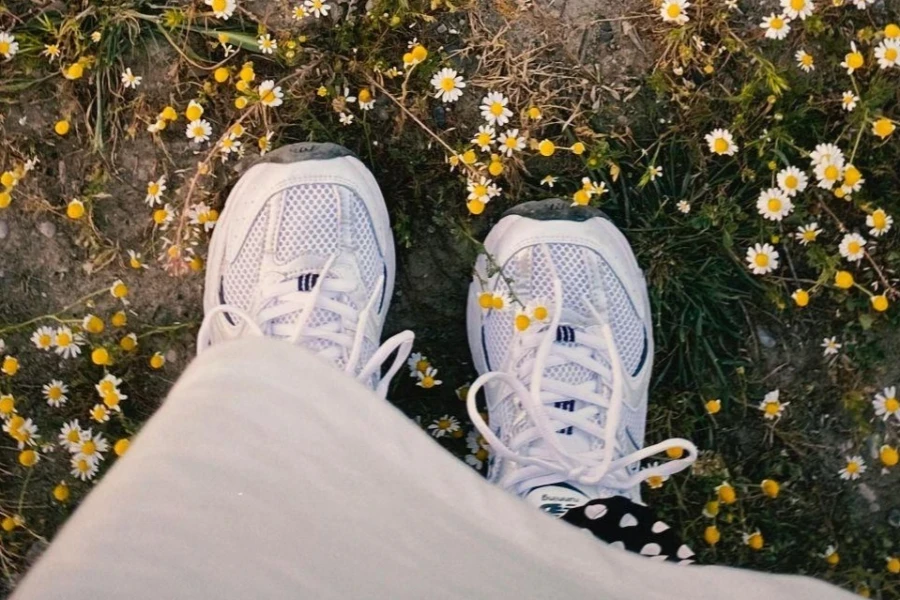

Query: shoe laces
198 254 413 398
466 277 697 496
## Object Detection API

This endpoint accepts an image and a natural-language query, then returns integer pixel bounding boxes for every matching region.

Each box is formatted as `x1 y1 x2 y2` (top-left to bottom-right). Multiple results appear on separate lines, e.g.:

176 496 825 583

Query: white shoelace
466 279 697 496
197 255 413 398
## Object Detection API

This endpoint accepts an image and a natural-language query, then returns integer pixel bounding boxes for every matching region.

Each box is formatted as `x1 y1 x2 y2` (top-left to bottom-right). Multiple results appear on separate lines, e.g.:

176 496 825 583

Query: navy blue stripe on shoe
556 325 575 343
553 400 575 435
298 273 320 292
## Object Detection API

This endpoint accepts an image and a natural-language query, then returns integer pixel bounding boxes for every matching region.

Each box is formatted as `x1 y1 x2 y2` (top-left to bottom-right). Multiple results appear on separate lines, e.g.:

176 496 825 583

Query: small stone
756 326 776 349
888 508 900 528
37 221 56 239
437 24 448 34
164 349 178 364
0 220 8 240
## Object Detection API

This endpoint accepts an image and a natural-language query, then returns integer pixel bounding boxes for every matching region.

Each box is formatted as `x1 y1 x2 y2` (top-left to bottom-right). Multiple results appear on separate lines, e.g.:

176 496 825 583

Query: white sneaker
466 199 696 514
198 143 413 398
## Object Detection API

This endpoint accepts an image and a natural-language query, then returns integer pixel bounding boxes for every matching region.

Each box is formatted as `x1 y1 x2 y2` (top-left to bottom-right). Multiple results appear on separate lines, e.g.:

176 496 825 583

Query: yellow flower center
713 138 729 154
489 102 504 116
847 52 864 69
478 292 493 309
48 387 62 400
473 184 488 198
784 175 798 189
824 165 839 181
57 332 72 346
192 125 206 137
515 314 531 332
504 137 518 149
66 429 80 444
803 230 817 241
186 104 203 120
491 296 505 310
886 48 898 62
874 119 895 138
754 253 769 267
39 334 51 346
76 459 90 473
104 391 120 408
467 199 485 215
835 271 853 288
0 42 9 55
488 161 503 176
881 446 899 466
440 77 456 92
843 166 861 186
475 448 489 461
791 0 805 9
666 3 682 18
573 189 590 205
767 198 782 212
801 54 813 66
764 401 780 415
98 381 115 395
846 461 859 474
148 182 160 196
462 150 477 164
421 377 435 389
770 16 784 29
476 132 492 147
847 241 861 255
886 24 900 38
212 0 227 11
411 45 427 62
647 475 664 488
81 440 97 456
538 140 555 157
748 533 764 550
533 306 548 320
885 397 899 413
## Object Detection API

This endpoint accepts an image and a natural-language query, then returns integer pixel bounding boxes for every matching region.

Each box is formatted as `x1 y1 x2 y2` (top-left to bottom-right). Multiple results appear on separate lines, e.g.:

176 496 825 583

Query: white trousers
13 339 852 599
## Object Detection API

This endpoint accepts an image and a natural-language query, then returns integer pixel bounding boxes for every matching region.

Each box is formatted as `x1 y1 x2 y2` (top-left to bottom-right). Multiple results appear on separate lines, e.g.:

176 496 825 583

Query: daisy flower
218 136 242 157
71 456 100 481
406 352 429 377
776 166 808 196
758 389 788 420
417 367 443 389
822 545 840 565
427 414 459 437
258 34 277 54
54 327 83 359
145 176 166 206
796 49 815 72
258 80 284 107
781 0 813 20
305 0 331 18
761 14 791 40
489 291 511 312
756 188 793 221
42 43 61 61
540 175 557 188
660 0 690 24
153 204 175 229
743 531 765 550
43 380 69 407
796 222 821 244
814 161 843 190
472 125 496 151
873 386 899 421
809 143 845 168
0 32 19 60
480 92 513 127
513 307 533 332
840 42 865 75
746 243 778 275
205 0 236 19
8 417 38 449
676 200 691 214
465 431 490 469
186 119 212 143
497 129 526 156
30 326 55 351
821 336 841 356
838 233 866 262
875 39 900 70
644 462 669 489
90 404 111 423
648 165 663 181
527 300 550 323
339 112 354 126
866 209 892 237
838 456 866 480
841 91 859 112
121 68 142 89
841 165 864 193
292 4 308 19
430 68 466 103
705 128 738 156
467 177 500 203
357 88 375 110
58 420 85 450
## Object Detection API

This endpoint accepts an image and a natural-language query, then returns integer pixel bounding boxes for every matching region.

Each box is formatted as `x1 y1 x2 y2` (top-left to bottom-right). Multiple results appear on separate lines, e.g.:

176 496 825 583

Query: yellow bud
67 199 86 220
704 525 721 545
114 438 131 456
53 482 70 502
149 352 165 369
91 347 111 366
571 142 586 155
55 120 71 136
214 67 230 83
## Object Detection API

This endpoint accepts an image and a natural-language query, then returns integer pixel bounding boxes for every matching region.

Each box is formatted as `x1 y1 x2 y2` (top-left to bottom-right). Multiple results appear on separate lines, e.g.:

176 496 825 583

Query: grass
1 0 899 596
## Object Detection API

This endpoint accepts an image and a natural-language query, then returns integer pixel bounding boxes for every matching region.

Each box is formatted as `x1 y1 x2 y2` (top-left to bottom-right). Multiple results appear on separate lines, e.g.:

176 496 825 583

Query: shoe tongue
524 483 591 515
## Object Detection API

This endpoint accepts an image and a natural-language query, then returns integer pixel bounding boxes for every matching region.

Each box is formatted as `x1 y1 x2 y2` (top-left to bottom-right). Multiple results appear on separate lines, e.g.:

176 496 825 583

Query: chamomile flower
205 0 237 19
841 164 864 193
758 389 788 420
0 32 19 60
153 204 175 229
743 531 765 550
258 80 284 107
90 403 111 423
648 165 663 181
838 233 866 262
776 166 808 196
58 420 85 450
840 42 865 75
822 545 840 565
746 243 779 275
305 0 331 18
43 380 69 407
489 290 512 312
42 43 60 61
292 4 308 18
127 250 146 269
472 125 496 151
866 209 893 237
513 307 533 332
875 39 900 69
796 49 815 72
841 91 859 112
497 129 526 157
815 161 843 190
70 456 99 481
839 455 866 480
644 463 669 489
339 112 354 126
467 177 500 204
427 414 459 437
121 68 142 89
8 417 38 449
781 0 813 19
873 386 899 421
406 352 429 377
676 200 691 214
257 34 277 54
430 68 466 103
480 92 513 127
756 188 793 221
705 128 738 156
794 222 822 246
540 175 557 188
145 176 166 206
809 143 845 168
821 336 841 356
760 14 791 40
660 0 690 25
218 135 242 158
417 367 443 389
54 327 83 359
465 430 490 469
189 202 219 232
186 119 212 143
357 88 375 110
30 326 55 351
527 300 551 323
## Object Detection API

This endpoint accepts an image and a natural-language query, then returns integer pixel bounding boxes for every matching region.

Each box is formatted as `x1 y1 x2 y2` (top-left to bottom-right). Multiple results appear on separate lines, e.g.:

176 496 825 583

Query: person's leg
12 337 852 599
